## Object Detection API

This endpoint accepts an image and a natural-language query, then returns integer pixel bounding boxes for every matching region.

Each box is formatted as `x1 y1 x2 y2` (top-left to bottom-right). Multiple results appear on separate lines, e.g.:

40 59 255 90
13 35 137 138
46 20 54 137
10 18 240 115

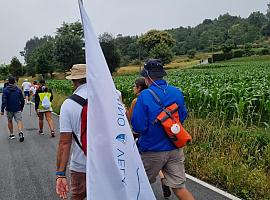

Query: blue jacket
131 79 187 152
1 85 25 112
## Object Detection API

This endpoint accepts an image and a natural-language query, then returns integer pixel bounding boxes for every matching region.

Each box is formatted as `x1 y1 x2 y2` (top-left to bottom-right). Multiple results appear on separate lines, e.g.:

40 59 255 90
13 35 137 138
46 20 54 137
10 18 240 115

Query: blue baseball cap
140 59 167 78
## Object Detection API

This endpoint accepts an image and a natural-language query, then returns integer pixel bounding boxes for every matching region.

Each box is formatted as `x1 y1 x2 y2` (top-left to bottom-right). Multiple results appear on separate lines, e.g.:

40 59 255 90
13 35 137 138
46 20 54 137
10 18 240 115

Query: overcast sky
0 0 268 64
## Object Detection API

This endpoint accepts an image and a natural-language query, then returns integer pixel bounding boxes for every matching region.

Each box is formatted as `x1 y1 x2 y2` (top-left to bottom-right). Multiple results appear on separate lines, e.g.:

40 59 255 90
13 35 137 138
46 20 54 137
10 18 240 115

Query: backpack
41 95 51 109
149 89 192 148
69 94 87 155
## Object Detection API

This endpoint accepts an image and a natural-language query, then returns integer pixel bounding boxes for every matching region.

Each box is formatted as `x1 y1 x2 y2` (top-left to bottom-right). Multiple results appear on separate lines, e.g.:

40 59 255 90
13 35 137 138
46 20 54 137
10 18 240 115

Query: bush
212 52 233 62
256 48 269 55
233 49 245 58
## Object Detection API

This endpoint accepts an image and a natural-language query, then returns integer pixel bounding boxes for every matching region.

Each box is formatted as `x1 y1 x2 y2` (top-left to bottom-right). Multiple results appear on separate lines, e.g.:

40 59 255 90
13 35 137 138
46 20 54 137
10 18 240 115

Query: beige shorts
70 170 86 200
140 148 186 189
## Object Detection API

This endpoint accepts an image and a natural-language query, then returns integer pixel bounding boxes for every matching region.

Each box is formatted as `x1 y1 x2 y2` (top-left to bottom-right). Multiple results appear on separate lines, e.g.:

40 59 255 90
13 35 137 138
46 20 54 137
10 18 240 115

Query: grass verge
185 114 270 200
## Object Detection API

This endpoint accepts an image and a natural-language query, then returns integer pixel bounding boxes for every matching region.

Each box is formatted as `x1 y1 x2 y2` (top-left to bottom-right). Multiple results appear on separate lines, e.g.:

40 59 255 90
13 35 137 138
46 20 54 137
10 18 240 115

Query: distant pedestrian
29 80 39 102
1 76 25 142
35 79 55 137
21 79 32 104
4 78 9 88
127 77 148 122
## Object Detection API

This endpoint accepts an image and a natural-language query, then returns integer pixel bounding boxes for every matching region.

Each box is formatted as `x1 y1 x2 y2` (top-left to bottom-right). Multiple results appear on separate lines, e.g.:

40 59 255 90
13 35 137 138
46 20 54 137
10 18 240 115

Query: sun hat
66 64 86 80
140 59 167 78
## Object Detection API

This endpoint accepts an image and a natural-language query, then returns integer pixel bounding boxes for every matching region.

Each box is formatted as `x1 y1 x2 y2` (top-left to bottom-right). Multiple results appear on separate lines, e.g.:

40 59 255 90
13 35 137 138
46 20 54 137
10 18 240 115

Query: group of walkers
1 77 55 142
56 60 194 200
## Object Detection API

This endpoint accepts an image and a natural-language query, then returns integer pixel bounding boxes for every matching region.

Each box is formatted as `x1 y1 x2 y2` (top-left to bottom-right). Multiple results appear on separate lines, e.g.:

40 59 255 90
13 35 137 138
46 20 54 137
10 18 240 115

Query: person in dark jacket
1 76 25 142
35 79 55 137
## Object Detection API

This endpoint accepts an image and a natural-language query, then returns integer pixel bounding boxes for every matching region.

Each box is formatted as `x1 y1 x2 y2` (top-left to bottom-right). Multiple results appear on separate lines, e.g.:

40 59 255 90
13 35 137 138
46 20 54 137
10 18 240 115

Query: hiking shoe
9 134 15 140
39 130 44 135
51 131 55 138
162 182 171 198
19 132 24 142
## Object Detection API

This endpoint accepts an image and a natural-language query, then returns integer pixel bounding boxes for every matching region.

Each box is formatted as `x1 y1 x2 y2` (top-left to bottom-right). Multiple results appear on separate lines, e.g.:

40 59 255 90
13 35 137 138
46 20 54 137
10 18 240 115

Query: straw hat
66 64 86 80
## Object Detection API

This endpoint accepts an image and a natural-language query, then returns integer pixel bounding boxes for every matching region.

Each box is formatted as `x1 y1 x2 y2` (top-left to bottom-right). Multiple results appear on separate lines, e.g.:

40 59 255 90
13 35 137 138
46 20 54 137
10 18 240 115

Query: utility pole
211 40 214 64
138 47 141 73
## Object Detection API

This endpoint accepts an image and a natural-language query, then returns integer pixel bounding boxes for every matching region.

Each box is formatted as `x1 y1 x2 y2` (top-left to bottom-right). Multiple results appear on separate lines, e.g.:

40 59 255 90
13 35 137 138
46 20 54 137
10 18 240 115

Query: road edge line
48 103 241 200
186 174 241 200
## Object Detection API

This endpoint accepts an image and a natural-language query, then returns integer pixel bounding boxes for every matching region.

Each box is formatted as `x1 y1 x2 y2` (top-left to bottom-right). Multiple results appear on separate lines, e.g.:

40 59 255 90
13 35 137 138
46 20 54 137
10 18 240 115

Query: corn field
48 58 270 127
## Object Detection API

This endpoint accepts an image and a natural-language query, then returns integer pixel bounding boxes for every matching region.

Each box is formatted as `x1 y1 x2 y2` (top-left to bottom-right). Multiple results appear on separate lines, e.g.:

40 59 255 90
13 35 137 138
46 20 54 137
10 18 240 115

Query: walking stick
29 98 32 116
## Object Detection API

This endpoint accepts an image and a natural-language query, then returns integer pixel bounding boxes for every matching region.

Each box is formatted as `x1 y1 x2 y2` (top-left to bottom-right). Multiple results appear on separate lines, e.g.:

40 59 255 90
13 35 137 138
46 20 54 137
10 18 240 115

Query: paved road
0 98 233 200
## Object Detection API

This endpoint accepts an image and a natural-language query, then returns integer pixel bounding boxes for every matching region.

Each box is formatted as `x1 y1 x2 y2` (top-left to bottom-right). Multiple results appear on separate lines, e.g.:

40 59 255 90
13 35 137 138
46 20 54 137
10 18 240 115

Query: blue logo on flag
116 134 127 144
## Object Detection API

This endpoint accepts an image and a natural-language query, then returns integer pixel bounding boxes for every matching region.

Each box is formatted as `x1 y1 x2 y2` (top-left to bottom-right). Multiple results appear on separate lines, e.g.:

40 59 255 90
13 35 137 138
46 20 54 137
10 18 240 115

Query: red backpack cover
69 94 87 155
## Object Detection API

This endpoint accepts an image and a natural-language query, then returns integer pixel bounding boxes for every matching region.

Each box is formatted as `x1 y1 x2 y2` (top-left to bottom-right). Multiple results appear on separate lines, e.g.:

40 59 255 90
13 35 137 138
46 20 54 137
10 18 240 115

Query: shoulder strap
72 132 83 151
148 89 165 109
69 94 87 106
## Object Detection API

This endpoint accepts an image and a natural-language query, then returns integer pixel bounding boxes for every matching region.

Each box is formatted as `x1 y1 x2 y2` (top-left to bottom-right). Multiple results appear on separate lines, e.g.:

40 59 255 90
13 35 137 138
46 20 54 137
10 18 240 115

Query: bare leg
17 121 23 132
172 188 194 200
45 112 54 131
8 120 13 134
39 118 43 132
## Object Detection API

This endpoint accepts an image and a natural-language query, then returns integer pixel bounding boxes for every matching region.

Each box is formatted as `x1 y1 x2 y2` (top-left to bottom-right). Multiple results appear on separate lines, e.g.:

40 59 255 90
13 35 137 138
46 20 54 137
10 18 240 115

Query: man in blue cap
131 59 194 200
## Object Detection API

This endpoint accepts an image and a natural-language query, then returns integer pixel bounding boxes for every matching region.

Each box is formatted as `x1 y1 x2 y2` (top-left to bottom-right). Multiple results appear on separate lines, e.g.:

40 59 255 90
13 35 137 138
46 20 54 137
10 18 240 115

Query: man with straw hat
56 64 87 200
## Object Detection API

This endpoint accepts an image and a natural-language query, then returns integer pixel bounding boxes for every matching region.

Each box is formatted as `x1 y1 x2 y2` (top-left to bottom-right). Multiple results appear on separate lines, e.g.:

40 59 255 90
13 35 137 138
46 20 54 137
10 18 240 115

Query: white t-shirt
29 85 37 95
60 84 87 173
22 81 32 91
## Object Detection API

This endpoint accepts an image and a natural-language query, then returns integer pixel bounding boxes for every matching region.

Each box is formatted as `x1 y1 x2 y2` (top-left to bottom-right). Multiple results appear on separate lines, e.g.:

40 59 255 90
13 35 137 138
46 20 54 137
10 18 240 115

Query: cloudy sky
0 0 268 64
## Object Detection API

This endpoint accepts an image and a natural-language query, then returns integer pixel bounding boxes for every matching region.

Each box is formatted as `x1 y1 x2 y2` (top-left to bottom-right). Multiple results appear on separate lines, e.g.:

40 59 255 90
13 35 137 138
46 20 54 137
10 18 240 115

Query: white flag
78 1 156 200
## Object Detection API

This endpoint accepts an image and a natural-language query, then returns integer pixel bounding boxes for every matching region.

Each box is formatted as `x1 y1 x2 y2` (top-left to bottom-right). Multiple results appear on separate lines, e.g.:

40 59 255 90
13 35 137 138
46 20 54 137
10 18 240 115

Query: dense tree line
12 4 270 78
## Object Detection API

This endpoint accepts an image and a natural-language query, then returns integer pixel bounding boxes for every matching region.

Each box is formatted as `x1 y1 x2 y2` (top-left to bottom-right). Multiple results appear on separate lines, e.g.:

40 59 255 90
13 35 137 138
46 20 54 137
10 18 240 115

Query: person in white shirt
21 79 32 103
29 81 39 102
56 64 87 200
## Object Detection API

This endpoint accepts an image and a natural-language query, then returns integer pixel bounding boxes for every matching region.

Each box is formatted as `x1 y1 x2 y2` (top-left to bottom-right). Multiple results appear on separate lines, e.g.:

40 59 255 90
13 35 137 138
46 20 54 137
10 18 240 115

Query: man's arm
177 90 188 123
1 89 7 114
50 89 53 102
56 133 72 172
131 95 148 134
35 91 40 111
19 89 25 111
56 132 72 199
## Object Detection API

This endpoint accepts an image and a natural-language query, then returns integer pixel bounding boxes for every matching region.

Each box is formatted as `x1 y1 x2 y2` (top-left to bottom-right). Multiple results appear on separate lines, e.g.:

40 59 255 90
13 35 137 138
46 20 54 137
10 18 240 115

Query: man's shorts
24 91 30 97
140 148 186 189
70 170 86 200
6 111 22 122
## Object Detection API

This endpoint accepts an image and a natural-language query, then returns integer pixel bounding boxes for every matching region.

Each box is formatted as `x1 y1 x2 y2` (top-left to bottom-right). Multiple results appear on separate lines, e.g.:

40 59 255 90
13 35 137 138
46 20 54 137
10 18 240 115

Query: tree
138 30 175 52
0 64 10 80
138 30 175 62
21 36 53 65
266 2 270 20
29 41 59 78
99 33 121 73
261 22 270 36
248 12 268 28
149 42 174 64
54 22 85 70
9 57 22 80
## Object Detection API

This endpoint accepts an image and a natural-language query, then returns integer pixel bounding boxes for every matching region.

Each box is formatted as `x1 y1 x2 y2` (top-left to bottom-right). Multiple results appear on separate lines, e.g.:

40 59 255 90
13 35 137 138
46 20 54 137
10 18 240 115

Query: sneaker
39 130 44 135
51 131 55 138
9 134 15 140
162 182 171 198
19 132 24 142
